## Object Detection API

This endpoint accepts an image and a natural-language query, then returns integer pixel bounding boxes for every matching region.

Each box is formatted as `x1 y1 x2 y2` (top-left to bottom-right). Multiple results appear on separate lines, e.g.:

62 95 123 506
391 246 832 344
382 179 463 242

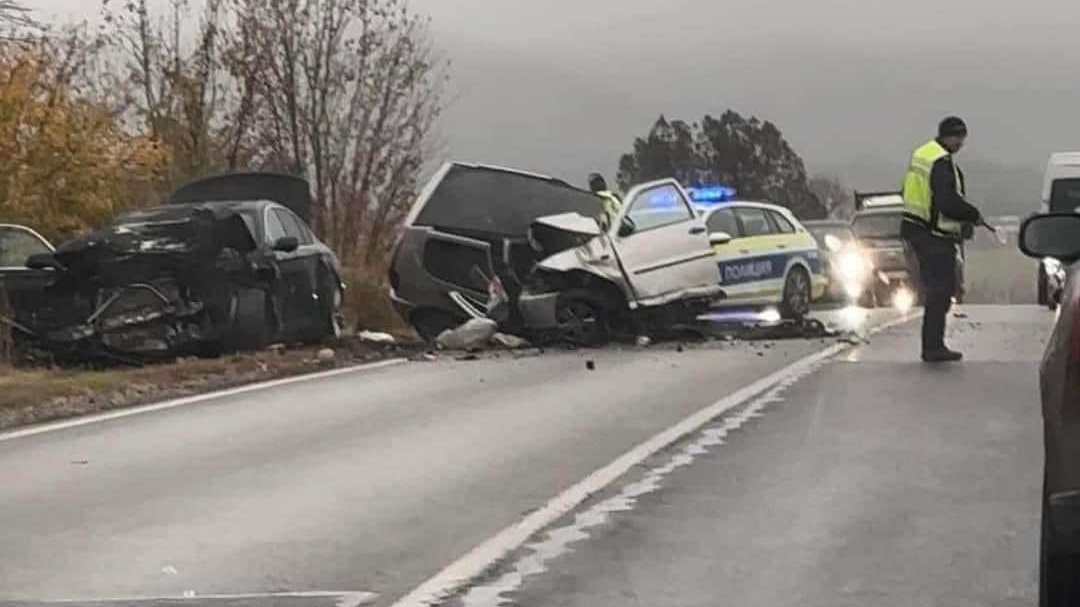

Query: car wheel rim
787 272 809 315
558 300 601 344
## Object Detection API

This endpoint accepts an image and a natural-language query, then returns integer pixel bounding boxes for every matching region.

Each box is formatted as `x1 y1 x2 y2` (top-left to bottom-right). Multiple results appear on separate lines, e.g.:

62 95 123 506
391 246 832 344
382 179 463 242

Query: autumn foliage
0 33 169 242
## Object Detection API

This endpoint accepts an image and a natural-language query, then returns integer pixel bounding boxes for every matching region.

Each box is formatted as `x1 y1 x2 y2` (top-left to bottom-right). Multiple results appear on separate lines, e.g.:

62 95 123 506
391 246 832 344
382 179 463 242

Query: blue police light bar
687 186 736 203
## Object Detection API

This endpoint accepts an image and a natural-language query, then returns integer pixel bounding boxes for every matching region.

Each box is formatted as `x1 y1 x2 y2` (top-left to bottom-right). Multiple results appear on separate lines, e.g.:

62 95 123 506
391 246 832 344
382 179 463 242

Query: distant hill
815 155 1042 218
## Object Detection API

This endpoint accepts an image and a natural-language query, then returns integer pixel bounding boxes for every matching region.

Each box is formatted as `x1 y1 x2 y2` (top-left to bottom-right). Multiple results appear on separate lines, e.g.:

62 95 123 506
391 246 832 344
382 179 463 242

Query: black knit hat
939 116 968 138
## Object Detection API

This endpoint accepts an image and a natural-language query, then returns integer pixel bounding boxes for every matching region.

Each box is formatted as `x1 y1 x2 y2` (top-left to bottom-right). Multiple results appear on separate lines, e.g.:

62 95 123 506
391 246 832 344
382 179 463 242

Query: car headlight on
837 249 869 281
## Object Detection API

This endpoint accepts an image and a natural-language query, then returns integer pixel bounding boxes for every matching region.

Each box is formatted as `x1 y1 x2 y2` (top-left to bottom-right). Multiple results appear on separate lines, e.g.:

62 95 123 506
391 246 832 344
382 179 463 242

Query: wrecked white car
390 163 723 345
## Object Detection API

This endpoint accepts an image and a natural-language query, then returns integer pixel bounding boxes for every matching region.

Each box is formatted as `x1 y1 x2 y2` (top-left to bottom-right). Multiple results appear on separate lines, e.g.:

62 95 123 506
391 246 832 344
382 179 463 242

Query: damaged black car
0 173 345 363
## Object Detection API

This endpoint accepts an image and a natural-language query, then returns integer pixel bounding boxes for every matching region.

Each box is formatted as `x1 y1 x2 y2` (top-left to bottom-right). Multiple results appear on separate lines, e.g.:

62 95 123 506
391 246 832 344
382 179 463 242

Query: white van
1041 153 1080 214
1037 153 1080 305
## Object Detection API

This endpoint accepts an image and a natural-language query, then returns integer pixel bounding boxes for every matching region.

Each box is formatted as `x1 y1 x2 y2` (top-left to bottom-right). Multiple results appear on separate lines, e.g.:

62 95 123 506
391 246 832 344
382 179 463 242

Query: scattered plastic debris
357 331 397 344
317 348 336 363
636 336 652 347
586 360 596 371
436 319 499 351
491 333 530 349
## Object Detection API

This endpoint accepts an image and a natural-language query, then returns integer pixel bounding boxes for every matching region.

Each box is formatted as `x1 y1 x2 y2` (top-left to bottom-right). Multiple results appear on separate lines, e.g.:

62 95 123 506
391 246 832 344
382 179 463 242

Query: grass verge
0 337 425 432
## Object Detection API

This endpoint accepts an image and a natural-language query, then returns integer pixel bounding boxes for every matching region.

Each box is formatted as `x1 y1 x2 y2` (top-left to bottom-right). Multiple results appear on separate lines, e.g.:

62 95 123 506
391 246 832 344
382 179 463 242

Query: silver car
389 163 722 344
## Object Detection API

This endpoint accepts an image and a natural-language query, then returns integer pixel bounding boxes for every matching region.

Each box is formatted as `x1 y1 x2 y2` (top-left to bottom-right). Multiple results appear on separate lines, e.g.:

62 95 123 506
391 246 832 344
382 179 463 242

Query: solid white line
0 358 408 444
33 590 377 606
389 311 921 607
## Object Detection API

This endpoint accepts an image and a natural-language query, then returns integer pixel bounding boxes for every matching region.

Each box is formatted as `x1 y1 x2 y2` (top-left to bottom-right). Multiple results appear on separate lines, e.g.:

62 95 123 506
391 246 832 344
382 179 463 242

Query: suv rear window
414 165 603 237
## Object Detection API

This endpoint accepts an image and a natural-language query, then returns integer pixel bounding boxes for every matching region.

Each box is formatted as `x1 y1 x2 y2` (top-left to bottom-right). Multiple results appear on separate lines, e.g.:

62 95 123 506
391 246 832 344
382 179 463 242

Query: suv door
612 181 719 305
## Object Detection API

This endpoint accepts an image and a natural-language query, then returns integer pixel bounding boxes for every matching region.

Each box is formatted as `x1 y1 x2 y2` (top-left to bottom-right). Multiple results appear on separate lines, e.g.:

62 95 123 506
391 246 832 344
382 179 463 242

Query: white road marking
28 591 377 607
0 359 408 444
462 360 816 606
390 311 921 607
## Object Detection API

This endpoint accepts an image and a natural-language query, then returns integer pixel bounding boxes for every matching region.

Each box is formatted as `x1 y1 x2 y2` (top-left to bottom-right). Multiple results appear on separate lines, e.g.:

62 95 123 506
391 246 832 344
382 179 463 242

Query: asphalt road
0 306 1047 607
459 305 1049 607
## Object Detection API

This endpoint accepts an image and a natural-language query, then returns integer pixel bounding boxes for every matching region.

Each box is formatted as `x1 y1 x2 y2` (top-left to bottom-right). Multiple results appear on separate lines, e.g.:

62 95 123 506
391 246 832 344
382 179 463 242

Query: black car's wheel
1041 491 1080 606
224 288 274 351
555 289 611 347
779 267 811 320
314 270 345 342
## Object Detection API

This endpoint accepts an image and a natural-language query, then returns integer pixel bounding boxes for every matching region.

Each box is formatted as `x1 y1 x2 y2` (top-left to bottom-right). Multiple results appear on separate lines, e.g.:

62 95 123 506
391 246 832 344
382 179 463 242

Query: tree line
616 113 854 220
0 0 446 270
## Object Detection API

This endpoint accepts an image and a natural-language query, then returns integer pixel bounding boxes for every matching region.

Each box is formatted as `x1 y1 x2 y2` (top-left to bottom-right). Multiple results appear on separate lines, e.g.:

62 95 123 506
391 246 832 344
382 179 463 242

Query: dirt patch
0 337 427 432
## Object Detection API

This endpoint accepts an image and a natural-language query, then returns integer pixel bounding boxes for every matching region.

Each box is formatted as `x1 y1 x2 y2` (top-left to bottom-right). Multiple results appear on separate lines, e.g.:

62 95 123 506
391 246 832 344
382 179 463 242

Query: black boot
922 348 963 363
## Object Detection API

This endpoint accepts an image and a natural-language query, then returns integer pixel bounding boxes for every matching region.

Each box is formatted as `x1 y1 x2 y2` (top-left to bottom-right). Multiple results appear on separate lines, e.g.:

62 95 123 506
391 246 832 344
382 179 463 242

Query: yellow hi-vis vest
902 140 965 239
597 190 622 222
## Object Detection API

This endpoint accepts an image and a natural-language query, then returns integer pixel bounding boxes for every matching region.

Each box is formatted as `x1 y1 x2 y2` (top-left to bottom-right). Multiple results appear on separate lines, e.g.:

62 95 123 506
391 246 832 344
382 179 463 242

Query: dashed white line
389 311 920 607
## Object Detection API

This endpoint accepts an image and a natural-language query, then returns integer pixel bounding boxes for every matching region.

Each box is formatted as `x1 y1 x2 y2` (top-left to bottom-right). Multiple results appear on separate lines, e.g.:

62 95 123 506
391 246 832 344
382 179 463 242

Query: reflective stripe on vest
902 140 964 238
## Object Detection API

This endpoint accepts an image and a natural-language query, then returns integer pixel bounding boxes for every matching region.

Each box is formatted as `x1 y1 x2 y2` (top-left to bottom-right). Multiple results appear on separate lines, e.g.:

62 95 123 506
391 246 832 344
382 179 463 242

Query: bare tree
0 1 33 28
231 0 447 266
809 174 854 220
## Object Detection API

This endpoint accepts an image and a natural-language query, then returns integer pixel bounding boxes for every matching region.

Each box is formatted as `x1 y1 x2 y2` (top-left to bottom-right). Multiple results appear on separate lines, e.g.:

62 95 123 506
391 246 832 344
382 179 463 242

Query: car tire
779 267 811 320
314 269 345 342
555 288 611 347
1041 490 1080 606
225 288 273 351
1039 265 1050 307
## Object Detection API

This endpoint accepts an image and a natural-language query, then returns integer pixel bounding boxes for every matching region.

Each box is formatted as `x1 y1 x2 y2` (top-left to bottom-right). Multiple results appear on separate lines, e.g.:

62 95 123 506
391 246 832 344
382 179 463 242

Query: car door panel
612 182 719 304
264 208 313 340
713 207 783 304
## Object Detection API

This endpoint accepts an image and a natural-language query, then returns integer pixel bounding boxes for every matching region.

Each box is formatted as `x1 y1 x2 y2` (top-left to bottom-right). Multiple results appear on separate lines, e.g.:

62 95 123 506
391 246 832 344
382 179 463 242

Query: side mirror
25 252 61 270
1019 214 1080 261
709 231 733 246
272 236 299 253
617 217 637 237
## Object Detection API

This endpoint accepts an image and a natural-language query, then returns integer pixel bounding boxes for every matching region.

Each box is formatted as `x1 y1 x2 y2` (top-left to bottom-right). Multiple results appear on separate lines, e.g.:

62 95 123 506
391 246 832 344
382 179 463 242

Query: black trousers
903 224 957 352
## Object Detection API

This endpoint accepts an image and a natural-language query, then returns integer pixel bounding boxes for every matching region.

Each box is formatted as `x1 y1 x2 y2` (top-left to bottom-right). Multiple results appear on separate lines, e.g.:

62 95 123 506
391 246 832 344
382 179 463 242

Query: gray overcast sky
25 0 1080 195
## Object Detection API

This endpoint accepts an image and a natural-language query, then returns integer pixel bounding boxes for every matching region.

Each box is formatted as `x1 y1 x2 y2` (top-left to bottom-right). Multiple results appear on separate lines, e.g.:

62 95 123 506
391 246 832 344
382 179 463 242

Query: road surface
0 306 1049 607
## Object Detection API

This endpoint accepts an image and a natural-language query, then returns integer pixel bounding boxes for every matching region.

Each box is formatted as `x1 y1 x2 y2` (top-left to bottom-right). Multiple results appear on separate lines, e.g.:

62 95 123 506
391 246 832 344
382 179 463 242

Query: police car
691 190 826 318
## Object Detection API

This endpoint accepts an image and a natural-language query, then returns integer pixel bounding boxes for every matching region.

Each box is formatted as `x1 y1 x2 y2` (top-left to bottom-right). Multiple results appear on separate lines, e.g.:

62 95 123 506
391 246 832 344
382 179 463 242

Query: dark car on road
802 220 872 303
1018 212 1080 605
3 173 345 361
851 207 917 307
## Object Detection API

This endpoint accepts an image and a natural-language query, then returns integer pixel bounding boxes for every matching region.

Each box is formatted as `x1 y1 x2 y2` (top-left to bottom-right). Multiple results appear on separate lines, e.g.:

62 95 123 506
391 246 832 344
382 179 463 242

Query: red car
1019 213 1080 605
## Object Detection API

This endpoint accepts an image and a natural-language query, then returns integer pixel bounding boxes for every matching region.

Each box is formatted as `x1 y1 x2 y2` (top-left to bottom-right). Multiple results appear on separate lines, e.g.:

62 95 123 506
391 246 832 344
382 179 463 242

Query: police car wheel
780 268 811 320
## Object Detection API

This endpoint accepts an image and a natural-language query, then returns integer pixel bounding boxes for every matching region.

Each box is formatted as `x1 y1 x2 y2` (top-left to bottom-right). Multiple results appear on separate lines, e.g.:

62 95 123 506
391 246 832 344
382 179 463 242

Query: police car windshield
853 213 902 239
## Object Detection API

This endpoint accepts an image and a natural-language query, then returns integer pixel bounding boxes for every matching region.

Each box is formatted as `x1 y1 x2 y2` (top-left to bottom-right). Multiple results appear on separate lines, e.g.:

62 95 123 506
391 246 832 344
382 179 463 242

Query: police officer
588 173 622 227
901 116 983 362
